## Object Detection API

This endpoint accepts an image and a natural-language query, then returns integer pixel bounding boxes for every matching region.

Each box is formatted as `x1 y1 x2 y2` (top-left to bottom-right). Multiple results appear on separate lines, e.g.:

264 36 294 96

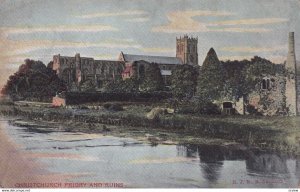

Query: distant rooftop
121 53 182 65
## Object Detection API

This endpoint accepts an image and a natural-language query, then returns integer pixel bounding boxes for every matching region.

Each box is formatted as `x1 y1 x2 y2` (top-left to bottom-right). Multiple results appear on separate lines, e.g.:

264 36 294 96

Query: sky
0 0 300 89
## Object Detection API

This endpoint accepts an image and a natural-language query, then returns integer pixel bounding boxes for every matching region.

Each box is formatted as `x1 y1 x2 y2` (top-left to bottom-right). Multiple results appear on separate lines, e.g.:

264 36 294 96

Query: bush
246 104 262 116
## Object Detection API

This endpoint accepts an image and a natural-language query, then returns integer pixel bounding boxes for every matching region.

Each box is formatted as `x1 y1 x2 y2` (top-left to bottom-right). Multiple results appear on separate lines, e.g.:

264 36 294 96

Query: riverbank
0 103 300 155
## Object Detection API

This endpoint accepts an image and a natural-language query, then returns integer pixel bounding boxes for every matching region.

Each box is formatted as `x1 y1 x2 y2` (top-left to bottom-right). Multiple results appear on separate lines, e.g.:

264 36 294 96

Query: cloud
152 10 234 33
78 10 148 19
0 35 141 88
212 28 271 33
152 10 287 33
220 45 286 53
125 17 150 23
207 18 288 26
1 39 141 56
219 45 287 63
1 25 118 35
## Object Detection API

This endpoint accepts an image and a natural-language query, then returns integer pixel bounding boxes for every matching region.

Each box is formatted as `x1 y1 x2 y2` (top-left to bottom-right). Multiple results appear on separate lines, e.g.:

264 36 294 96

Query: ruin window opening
262 79 267 90
261 78 272 90
223 102 233 109
223 102 234 115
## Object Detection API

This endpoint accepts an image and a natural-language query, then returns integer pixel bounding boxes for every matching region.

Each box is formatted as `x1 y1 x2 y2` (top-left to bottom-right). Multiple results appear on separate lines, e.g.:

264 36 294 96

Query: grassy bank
0 102 300 154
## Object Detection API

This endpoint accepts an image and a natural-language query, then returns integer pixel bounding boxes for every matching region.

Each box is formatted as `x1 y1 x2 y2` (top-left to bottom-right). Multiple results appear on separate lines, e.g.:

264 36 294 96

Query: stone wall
53 54 125 91
248 75 286 116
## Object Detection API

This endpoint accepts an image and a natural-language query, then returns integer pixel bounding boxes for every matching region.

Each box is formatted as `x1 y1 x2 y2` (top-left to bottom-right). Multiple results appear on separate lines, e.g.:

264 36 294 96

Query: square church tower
176 35 198 66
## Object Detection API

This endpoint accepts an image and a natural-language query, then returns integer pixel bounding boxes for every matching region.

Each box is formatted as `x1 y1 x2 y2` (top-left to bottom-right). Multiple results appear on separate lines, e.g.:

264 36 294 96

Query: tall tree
139 63 164 92
170 64 199 100
196 48 224 101
1 59 66 101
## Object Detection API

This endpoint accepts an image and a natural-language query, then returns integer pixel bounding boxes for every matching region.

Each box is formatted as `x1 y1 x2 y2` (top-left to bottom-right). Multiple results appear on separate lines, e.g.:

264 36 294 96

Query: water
1 119 300 188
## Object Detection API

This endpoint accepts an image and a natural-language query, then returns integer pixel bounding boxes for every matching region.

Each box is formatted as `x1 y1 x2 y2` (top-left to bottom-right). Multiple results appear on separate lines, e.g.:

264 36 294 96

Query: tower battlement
176 35 198 41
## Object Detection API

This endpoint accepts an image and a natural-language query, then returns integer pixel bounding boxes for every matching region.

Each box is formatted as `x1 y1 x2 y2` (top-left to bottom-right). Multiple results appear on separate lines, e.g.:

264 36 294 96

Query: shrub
246 104 262 116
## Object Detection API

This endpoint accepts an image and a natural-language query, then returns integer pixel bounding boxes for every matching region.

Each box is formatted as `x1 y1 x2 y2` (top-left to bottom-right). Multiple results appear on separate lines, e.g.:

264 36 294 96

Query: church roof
121 53 182 65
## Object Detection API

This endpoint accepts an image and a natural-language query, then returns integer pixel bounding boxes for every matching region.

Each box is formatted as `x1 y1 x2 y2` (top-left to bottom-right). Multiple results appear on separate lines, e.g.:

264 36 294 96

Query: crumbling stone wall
53 54 125 91
247 75 286 116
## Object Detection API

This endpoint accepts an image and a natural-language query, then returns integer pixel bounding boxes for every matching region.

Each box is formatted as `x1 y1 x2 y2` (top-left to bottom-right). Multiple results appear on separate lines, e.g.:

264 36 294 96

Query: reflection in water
2 118 300 188
198 145 224 184
296 158 300 177
245 151 288 175
177 144 296 186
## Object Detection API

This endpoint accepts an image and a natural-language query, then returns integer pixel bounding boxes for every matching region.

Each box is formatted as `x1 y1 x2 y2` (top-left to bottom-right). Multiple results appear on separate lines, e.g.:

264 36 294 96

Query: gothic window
261 78 271 90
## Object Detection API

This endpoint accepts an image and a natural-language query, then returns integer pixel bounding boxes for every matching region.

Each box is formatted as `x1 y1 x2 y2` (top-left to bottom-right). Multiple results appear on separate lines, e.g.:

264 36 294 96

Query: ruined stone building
52 53 125 91
212 32 300 116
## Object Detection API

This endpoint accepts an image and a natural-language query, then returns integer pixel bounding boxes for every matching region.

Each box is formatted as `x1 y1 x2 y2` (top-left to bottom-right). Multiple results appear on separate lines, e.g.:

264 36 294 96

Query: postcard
0 0 300 190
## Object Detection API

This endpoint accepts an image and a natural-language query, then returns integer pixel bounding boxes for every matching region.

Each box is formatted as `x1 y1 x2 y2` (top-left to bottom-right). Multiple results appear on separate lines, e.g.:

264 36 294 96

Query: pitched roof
121 53 182 65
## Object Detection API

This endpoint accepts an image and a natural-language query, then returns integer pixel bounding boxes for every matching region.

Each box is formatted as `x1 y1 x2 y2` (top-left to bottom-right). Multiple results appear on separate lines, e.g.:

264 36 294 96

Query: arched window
261 78 271 90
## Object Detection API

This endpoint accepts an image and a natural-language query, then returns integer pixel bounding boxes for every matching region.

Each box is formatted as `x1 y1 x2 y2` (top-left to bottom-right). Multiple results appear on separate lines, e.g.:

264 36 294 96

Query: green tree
196 48 224 101
139 63 164 92
1 59 66 101
103 74 139 93
80 79 96 92
170 64 199 100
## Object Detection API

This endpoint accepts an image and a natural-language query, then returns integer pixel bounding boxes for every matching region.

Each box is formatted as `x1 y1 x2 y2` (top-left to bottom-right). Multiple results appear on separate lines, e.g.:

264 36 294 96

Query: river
0 118 299 188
